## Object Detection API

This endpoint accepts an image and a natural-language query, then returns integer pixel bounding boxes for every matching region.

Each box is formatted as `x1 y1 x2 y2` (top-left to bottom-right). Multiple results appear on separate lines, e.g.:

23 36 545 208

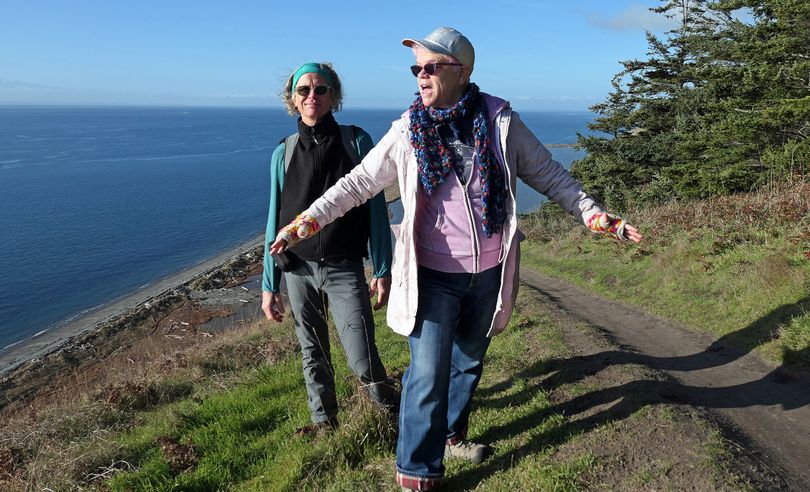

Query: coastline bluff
0 241 264 414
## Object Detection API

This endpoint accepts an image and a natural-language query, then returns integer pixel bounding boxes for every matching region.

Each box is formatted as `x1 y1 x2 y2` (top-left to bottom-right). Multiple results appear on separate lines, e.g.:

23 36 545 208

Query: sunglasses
295 85 331 97
410 62 463 77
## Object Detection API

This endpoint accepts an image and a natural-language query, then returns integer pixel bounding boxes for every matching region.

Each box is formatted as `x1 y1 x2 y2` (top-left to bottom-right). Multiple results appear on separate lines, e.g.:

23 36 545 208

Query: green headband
291 63 334 92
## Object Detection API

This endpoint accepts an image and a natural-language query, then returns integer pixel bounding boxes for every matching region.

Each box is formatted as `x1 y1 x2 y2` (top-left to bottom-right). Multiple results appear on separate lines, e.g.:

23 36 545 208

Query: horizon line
0 102 597 113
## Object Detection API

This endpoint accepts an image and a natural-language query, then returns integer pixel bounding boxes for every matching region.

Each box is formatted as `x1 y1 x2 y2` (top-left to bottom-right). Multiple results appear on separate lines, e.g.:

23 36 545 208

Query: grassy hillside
520 181 810 372
0 289 767 490
2 182 806 490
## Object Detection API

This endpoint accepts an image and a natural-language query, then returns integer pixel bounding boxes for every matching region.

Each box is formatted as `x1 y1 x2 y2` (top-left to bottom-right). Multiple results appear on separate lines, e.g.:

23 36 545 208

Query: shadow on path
450 270 810 490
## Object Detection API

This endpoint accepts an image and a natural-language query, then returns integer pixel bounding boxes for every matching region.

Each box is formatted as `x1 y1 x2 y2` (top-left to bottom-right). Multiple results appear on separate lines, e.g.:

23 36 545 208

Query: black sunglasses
410 62 463 77
295 85 331 97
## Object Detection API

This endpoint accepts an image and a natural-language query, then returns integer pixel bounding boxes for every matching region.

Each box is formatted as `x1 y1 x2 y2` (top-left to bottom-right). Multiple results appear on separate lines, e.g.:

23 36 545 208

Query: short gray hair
410 45 459 64
280 62 343 116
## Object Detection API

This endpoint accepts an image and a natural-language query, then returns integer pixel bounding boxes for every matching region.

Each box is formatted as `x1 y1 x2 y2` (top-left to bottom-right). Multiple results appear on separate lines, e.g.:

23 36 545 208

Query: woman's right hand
272 213 321 253
262 291 285 322
269 238 289 255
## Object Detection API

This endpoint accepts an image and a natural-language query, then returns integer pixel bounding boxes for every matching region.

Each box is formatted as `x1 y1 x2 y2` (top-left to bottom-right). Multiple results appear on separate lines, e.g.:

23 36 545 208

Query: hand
261 291 285 322
369 276 391 310
269 238 288 255
623 224 643 243
588 213 643 243
271 213 320 254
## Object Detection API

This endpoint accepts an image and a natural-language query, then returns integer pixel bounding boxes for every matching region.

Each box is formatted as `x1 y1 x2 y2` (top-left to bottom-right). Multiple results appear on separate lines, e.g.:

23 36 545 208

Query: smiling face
294 72 333 126
414 50 470 108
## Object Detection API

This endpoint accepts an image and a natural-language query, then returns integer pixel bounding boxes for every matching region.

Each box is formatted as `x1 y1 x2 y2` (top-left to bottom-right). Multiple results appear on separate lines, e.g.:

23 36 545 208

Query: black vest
278 113 371 262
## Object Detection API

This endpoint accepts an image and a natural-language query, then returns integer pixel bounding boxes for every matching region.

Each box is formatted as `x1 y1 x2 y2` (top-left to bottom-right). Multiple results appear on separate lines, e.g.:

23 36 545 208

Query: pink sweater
414 155 503 273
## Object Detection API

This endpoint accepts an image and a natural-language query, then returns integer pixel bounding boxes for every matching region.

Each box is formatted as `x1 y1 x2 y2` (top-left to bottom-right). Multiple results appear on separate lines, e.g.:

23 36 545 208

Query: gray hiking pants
284 258 396 423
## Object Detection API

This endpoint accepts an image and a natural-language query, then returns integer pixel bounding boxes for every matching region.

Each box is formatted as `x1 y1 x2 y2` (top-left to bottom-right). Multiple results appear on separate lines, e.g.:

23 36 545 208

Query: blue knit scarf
408 83 506 237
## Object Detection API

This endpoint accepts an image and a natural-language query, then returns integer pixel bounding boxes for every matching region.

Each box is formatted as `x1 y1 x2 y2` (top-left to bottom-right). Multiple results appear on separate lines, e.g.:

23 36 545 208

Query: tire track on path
520 268 810 490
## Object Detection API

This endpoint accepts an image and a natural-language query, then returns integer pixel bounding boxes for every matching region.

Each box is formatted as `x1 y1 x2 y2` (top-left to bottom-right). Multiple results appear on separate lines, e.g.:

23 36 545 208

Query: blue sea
0 106 591 353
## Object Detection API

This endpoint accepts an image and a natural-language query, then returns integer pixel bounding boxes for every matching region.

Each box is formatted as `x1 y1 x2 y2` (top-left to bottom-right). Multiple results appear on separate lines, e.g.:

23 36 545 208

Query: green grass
47 273 754 490
3 284 755 491
93 307 401 491
13 181 804 489
42 288 603 491
519 182 810 371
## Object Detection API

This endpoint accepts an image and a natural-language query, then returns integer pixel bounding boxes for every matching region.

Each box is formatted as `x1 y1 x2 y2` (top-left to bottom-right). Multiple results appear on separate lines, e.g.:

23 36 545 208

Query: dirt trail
520 268 810 490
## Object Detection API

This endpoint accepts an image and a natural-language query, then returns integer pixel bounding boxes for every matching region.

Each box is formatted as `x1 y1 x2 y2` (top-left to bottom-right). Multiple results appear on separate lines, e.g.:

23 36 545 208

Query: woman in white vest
271 33 642 490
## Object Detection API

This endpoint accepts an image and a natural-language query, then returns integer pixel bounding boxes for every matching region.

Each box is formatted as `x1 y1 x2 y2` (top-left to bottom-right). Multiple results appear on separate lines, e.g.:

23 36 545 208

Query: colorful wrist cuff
587 212 627 240
277 213 321 247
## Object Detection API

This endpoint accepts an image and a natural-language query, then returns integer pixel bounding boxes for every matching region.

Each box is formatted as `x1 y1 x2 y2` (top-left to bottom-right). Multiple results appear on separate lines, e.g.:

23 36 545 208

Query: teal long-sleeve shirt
261 127 392 292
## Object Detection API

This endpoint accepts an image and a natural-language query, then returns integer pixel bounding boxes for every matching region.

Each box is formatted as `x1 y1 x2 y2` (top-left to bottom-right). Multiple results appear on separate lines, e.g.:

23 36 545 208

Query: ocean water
0 106 590 352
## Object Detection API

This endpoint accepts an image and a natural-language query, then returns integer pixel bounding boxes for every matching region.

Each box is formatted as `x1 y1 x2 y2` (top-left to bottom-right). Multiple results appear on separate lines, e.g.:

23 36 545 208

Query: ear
459 66 472 85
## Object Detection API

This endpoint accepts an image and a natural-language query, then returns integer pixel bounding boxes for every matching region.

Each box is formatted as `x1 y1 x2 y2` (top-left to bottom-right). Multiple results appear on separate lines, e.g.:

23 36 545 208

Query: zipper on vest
319 233 324 261
316 136 325 261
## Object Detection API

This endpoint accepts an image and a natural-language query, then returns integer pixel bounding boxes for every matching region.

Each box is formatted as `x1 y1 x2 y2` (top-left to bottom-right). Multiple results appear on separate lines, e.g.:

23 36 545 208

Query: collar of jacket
297 111 338 143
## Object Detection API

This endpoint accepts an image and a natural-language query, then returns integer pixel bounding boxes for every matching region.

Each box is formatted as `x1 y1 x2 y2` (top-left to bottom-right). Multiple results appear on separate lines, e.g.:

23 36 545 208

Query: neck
301 115 320 126
435 84 468 109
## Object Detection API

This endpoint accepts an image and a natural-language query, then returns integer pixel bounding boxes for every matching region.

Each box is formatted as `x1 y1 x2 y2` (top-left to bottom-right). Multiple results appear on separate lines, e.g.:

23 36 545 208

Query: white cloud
587 4 678 32
0 79 48 89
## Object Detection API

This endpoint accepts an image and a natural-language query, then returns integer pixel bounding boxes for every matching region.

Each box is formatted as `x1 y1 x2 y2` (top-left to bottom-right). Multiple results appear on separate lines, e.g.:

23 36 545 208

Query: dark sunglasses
295 85 331 97
410 62 463 77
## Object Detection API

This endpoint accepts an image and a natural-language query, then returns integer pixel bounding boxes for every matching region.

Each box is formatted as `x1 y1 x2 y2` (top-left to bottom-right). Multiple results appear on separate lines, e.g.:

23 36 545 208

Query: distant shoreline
0 104 597 115
0 233 264 374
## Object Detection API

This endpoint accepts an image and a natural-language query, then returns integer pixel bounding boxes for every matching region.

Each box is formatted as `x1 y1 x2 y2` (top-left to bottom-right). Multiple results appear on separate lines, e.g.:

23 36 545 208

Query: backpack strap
283 133 299 173
339 125 361 166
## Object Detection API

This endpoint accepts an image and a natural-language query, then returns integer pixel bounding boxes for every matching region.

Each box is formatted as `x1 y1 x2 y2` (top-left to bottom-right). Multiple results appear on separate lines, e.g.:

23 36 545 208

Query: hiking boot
294 418 337 437
444 438 492 464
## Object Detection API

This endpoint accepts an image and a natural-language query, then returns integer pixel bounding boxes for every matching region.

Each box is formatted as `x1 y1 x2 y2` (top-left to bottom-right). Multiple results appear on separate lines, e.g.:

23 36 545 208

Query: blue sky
0 0 680 110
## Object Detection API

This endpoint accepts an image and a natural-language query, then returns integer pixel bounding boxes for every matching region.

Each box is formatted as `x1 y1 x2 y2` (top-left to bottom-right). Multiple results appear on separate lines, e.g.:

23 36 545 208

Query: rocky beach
0 236 269 414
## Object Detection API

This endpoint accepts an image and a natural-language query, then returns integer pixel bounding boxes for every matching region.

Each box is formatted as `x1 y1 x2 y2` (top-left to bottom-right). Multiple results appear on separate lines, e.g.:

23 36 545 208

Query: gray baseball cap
402 27 475 68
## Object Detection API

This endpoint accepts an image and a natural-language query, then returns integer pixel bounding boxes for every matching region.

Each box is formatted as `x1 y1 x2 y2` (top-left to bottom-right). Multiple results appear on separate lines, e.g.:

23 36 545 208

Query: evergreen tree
573 0 809 208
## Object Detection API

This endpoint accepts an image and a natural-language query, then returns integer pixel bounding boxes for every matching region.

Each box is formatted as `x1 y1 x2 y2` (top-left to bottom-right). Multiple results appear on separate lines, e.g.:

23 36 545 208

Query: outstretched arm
271 125 401 253
507 112 642 243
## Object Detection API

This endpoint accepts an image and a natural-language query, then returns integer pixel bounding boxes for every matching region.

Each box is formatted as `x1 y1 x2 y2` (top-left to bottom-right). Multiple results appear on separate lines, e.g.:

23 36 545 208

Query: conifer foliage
573 0 809 209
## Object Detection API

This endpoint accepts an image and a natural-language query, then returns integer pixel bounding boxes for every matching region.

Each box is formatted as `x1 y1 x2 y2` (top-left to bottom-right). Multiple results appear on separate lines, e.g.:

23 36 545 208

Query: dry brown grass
0 316 301 489
639 181 810 242
522 180 810 248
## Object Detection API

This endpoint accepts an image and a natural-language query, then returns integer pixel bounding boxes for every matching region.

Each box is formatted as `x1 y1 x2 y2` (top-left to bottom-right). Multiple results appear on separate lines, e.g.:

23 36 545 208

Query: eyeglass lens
295 85 330 97
410 63 438 77
410 62 462 77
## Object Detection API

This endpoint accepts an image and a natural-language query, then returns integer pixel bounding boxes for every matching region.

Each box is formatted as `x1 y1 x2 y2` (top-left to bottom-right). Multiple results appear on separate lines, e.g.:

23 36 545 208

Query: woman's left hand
588 213 643 243
623 224 643 243
369 276 391 310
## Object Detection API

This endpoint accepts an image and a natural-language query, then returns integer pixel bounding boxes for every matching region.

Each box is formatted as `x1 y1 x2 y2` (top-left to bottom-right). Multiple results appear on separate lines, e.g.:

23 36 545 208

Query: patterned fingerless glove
587 212 627 240
277 213 321 248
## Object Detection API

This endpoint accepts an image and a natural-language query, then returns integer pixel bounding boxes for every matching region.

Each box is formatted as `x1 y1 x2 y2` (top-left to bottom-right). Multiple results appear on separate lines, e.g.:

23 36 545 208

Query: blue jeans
395 264 502 483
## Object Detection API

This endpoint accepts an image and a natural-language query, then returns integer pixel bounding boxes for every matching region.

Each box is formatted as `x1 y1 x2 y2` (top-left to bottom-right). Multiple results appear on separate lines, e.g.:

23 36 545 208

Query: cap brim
401 38 455 60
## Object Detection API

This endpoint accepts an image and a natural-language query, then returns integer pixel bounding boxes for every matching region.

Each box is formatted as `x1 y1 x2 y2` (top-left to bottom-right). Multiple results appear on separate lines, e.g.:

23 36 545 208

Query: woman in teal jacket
261 62 396 433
